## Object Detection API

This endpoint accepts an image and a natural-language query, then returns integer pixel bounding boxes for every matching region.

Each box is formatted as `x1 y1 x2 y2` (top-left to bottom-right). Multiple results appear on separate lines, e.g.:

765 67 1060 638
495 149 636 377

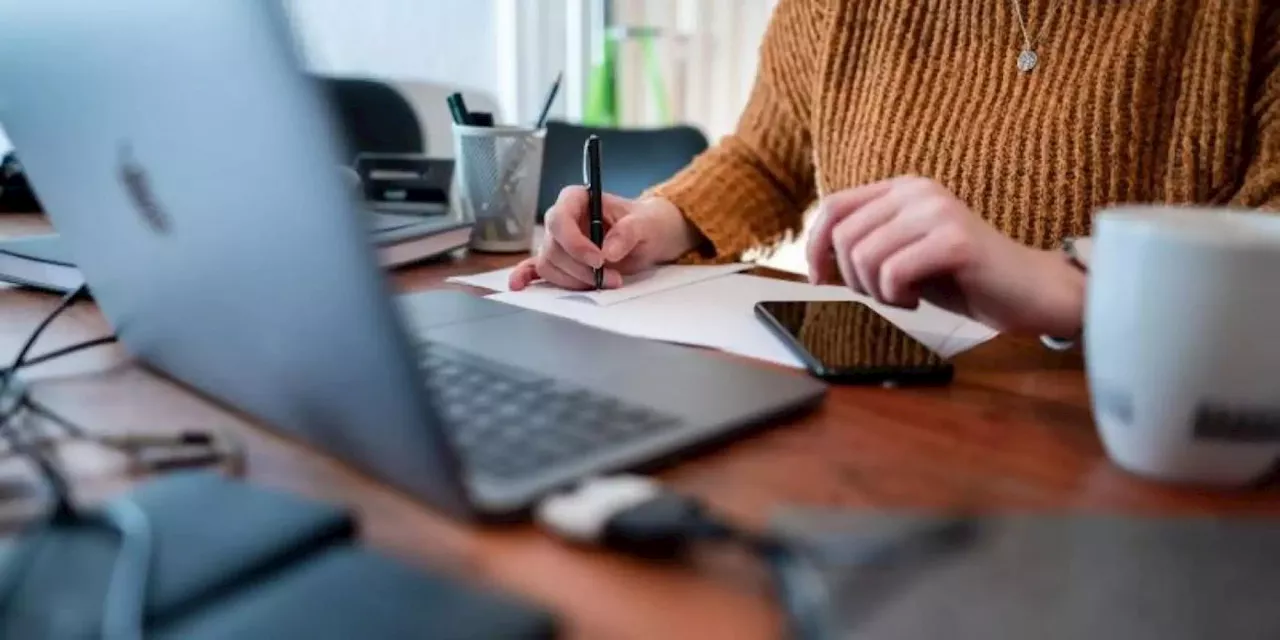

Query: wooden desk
3 213 1279 640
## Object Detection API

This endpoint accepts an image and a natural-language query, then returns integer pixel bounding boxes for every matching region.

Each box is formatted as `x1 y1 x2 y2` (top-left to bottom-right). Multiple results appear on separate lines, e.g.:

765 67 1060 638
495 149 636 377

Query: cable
0 401 154 639
0 283 152 639
0 335 117 375
741 533 830 640
0 284 89 407
536 476 832 640
98 498 151 640
21 396 87 440
0 284 89 514
0 408 75 519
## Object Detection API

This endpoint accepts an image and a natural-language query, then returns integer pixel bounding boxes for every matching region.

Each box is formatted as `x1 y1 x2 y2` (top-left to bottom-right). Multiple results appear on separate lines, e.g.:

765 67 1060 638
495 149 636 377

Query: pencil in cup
451 124 546 253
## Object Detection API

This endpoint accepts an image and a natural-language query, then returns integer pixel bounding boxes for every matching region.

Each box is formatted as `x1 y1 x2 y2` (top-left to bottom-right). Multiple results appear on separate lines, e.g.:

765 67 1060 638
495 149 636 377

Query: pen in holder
451 124 546 253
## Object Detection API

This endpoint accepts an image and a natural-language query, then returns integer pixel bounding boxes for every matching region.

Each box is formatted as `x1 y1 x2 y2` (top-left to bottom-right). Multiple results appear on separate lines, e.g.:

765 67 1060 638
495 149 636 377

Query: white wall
283 0 568 127
0 2 571 156
284 0 501 109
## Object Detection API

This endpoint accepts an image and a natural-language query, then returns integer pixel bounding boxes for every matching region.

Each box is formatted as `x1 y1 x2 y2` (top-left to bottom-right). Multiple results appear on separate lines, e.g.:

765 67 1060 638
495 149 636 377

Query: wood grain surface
2 214 1277 640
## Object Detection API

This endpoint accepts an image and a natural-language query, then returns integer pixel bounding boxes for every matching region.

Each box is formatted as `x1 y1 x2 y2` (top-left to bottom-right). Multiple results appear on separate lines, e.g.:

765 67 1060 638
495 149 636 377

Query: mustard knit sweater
653 0 1280 260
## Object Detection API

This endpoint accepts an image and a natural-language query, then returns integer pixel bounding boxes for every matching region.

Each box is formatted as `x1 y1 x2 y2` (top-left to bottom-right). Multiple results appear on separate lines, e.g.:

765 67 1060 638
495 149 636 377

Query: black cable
22 396 88 440
0 398 153 640
0 284 88 514
0 407 76 519
0 335 118 375
739 534 830 640
679 518 830 640
588 491 832 640
0 284 89 404
0 282 152 639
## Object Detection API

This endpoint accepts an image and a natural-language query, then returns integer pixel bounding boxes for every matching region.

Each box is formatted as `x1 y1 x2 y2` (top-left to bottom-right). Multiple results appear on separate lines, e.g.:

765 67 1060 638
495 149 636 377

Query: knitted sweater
652 0 1280 260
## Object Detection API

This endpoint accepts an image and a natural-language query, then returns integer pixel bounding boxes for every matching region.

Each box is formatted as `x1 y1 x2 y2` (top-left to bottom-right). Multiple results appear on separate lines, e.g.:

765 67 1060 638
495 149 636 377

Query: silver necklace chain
1010 0 1064 73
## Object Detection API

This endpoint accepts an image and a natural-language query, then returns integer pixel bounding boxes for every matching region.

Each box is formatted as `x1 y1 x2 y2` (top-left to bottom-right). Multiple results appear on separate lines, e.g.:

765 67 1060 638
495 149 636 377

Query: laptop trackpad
411 291 826 425
417 305 652 388
397 290 523 331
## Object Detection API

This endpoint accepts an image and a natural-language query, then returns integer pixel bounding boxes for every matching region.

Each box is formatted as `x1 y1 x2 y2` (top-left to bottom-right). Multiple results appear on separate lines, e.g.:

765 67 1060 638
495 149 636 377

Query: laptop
0 0 826 518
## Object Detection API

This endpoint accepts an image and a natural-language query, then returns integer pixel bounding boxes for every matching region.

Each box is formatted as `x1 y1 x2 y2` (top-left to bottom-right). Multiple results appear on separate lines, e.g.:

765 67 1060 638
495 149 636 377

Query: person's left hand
806 176 1085 336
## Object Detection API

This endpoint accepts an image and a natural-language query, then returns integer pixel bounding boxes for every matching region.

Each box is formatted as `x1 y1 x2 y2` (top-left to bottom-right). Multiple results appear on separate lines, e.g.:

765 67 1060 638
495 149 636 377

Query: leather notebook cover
0 472 356 637
153 547 558 640
0 472 558 639
774 511 1280 640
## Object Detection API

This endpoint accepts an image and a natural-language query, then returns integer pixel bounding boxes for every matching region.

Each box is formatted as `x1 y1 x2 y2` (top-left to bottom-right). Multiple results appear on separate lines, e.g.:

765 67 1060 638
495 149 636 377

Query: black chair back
537 121 708 221
318 77 425 159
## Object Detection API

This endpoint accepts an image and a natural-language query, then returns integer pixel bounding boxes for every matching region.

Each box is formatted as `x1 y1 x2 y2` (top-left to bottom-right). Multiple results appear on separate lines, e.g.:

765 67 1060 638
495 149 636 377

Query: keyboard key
416 342 681 481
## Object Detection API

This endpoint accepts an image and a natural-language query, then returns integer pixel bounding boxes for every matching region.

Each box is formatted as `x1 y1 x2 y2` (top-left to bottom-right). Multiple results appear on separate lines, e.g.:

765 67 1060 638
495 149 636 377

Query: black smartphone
754 300 954 385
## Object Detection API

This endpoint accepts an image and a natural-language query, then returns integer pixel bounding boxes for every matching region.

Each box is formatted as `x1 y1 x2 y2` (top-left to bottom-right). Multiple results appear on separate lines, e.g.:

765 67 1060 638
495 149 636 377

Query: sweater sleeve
1230 5 1280 211
650 0 828 261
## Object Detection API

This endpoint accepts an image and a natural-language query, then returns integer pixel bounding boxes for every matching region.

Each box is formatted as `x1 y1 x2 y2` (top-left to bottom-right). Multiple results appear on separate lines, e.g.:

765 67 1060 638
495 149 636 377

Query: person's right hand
509 187 701 291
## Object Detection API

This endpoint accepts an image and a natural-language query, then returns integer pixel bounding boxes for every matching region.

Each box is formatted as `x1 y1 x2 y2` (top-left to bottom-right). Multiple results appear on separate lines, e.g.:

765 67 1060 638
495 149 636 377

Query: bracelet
1039 237 1089 350
1040 334 1078 352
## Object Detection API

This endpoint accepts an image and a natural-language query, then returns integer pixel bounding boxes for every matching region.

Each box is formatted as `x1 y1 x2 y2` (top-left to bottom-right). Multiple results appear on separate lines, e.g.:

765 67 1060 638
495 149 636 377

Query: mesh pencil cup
451 124 546 253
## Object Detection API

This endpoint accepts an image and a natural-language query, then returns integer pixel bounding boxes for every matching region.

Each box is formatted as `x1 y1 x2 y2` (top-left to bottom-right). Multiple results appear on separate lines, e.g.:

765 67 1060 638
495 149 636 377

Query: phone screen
755 300 951 383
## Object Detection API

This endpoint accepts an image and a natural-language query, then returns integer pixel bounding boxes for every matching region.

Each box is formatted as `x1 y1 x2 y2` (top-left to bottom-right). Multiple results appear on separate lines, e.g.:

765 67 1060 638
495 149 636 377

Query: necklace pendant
1017 49 1039 73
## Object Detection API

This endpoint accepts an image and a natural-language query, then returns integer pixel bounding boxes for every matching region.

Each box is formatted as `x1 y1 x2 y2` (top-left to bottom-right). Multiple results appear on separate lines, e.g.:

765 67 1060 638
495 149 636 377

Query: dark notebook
774 510 1280 640
0 472 557 639
0 213 471 293
154 547 558 640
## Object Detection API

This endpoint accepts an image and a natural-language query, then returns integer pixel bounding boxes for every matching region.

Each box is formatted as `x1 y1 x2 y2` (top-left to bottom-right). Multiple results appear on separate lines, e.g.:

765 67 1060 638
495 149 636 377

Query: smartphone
754 300 953 385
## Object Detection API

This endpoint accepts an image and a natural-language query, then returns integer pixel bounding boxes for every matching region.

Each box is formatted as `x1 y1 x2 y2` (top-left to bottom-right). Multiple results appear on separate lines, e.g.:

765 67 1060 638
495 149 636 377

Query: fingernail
589 253 605 269
602 237 623 262
605 270 623 289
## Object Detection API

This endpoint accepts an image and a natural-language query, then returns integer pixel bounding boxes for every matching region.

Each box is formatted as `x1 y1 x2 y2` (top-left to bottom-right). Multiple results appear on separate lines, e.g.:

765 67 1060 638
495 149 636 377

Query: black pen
583 135 604 289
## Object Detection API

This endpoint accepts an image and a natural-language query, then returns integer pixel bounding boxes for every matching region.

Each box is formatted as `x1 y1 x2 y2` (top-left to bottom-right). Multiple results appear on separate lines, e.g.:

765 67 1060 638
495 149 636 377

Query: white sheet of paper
445 266 523 293
487 273 997 368
446 263 751 305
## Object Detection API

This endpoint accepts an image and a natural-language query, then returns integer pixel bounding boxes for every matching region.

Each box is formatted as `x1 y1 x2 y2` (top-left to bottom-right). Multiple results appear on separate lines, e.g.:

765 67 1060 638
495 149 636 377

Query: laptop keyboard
419 342 681 480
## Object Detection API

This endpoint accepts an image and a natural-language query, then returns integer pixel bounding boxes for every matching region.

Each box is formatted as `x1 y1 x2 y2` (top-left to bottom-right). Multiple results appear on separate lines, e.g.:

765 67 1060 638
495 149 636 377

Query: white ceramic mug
1086 206 1280 486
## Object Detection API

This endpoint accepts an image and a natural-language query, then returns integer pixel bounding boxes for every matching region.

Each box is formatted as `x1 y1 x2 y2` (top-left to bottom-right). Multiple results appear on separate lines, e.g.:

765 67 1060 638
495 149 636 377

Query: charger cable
536 475 830 640
0 284 148 640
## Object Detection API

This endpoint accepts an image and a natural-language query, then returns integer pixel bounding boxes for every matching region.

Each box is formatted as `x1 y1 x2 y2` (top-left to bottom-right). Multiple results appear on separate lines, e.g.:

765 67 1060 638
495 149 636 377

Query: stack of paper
446 265 997 368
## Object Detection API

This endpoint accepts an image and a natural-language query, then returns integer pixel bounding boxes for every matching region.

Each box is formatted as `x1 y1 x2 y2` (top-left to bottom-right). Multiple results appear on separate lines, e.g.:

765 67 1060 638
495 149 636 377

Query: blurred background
280 0 775 138
0 0 805 268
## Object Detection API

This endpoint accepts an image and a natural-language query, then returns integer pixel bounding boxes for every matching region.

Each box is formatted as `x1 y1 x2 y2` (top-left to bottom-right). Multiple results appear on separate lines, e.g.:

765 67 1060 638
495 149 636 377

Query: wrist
641 197 703 263
1035 248 1086 339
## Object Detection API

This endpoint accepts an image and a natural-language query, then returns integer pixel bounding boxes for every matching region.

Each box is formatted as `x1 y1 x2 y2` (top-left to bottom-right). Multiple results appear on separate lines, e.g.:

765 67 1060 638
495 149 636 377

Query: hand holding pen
508 187 700 292
509 136 703 294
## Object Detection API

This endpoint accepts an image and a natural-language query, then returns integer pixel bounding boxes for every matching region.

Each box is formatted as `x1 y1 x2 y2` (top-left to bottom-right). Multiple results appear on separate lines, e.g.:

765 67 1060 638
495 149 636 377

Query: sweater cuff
637 185 728 265
648 172 745 265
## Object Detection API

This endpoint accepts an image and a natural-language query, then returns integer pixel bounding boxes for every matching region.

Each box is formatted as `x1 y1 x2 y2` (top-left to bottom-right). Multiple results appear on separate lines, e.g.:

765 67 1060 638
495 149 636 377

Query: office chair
537 120 709 222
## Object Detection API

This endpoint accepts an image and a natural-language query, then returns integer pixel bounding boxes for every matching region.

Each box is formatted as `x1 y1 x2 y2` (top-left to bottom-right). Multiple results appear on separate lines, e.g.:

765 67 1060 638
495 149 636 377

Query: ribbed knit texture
654 0 1280 261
